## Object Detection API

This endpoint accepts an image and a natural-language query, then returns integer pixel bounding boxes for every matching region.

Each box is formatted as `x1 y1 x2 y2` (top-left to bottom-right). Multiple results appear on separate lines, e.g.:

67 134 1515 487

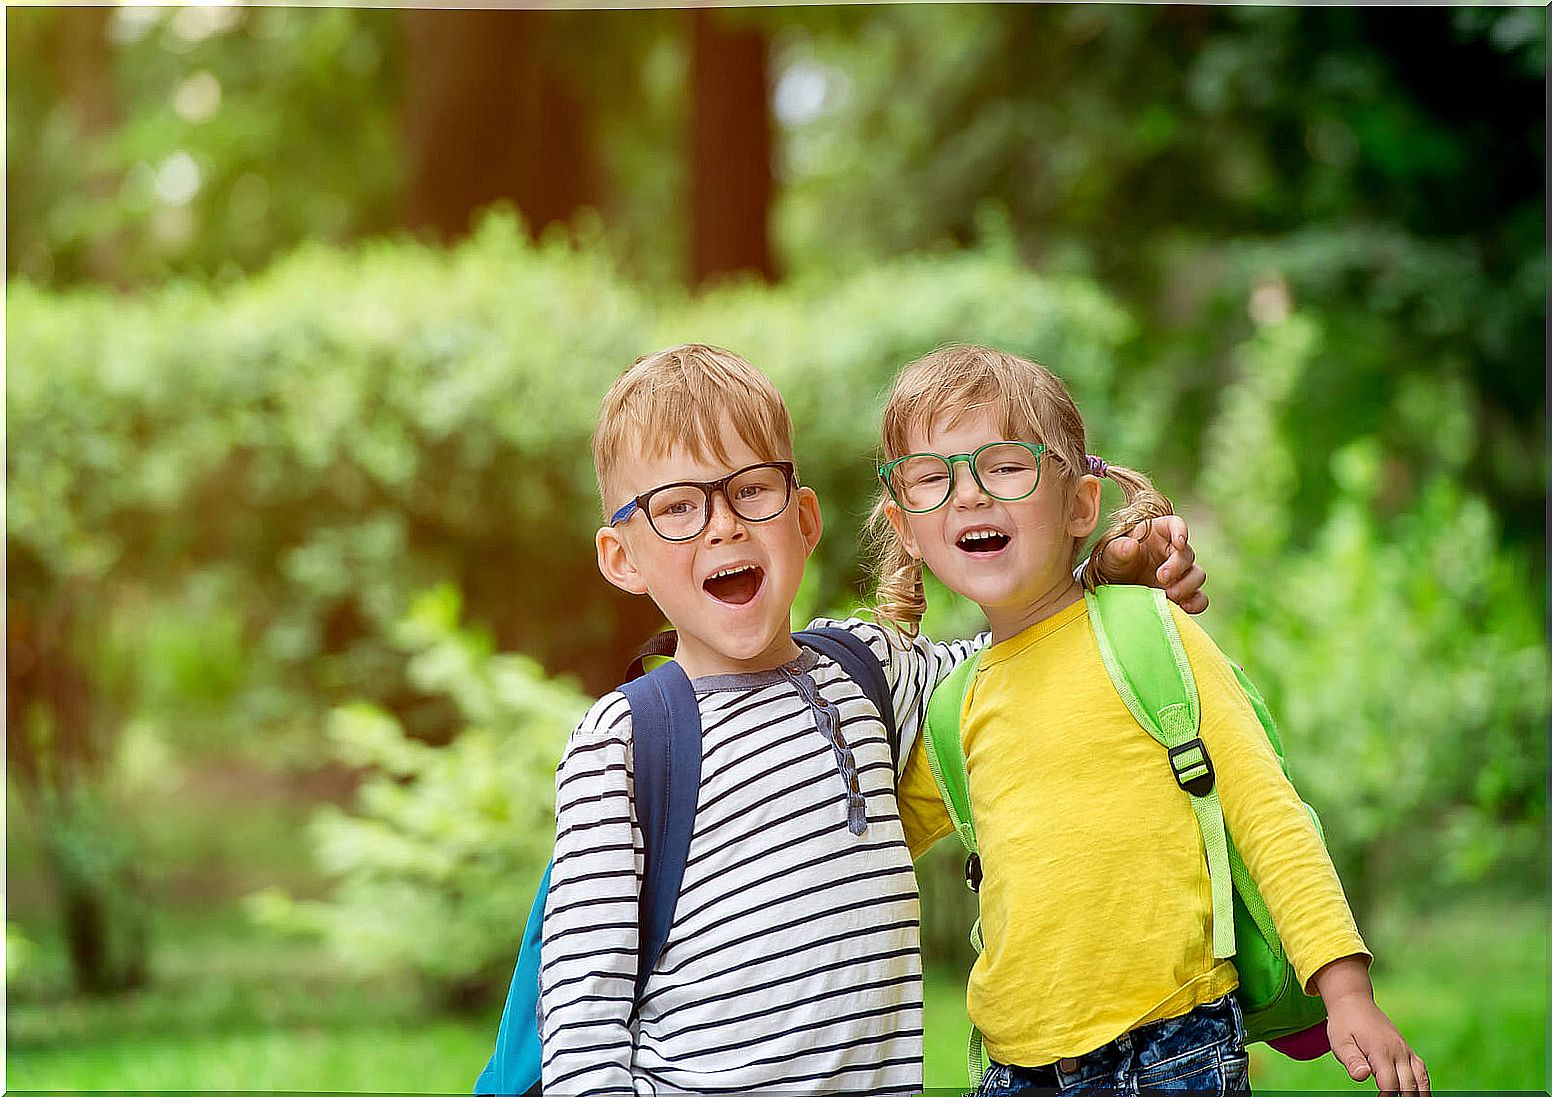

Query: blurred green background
6 5 1546 1091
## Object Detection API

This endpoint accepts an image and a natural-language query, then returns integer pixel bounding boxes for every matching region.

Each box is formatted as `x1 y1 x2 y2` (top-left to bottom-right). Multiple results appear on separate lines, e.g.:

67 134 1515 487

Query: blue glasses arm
609 499 639 527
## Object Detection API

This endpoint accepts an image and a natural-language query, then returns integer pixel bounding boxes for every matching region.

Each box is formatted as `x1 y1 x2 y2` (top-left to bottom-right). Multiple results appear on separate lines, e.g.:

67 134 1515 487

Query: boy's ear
883 500 923 560
1067 475 1103 538
796 485 823 557
596 524 650 596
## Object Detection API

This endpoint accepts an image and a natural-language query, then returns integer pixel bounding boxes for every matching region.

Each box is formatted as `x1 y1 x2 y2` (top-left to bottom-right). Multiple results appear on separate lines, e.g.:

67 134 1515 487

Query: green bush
1193 313 1547 914
250 586 588 1007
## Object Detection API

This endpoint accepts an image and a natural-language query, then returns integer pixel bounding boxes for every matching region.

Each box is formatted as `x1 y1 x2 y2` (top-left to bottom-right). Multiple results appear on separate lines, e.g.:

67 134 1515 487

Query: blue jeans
976 994 1251 1095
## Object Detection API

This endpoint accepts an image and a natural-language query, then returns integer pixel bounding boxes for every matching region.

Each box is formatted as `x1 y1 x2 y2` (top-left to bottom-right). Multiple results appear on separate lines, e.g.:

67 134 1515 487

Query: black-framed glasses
878 441 1047 514
609 461 797 542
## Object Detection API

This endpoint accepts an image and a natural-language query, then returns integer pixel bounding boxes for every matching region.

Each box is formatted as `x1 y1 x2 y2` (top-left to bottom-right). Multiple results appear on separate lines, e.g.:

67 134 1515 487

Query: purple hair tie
1085 454 1109 478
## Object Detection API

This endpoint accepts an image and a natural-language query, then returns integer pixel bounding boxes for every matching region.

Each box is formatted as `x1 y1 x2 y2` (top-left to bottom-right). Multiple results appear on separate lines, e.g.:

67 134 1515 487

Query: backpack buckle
1168 738 1215 796
964 853 983 892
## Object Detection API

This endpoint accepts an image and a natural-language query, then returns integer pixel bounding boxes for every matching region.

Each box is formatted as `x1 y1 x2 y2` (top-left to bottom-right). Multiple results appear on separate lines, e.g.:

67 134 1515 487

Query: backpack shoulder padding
618 662 702 1000
794 626 899 763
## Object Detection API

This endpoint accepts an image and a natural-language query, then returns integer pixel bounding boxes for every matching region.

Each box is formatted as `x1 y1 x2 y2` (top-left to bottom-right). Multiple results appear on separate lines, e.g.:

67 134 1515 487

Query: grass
8 900 1545 1091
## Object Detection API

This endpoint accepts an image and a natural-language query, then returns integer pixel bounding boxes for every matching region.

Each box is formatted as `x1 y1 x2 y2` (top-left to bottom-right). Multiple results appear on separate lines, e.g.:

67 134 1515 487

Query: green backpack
922 584 1329 1083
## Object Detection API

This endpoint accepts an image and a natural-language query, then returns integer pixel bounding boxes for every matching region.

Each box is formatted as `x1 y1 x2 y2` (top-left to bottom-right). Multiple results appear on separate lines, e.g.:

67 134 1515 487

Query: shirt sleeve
807 616 987 858
1173 606 1371 990
538 692 641 1095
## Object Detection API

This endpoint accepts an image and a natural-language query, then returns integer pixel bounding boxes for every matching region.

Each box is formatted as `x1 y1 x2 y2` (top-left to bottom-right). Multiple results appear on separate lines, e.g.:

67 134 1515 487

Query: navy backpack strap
795 627 899 763
618 661 702 1001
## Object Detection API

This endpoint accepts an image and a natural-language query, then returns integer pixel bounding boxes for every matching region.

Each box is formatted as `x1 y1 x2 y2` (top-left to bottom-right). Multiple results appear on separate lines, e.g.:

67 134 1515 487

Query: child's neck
985 576 1085 645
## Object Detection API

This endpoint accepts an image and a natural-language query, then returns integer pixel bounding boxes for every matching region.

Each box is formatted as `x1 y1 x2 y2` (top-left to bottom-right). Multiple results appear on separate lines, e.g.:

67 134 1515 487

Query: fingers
1152 524 1195 584
1164 562 1206 608
1361 1037 1427 1095
1371 1054 1402 1094
1175 588 1209 615
1330 1030 1372 1083
1148 514 1191 551
1378 1045 1427 1095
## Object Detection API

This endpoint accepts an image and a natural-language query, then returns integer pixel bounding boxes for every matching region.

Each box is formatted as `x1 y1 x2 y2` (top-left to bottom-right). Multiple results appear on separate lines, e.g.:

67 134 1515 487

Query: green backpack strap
923 652 981 868
1086 586 1236 961
922 652 991 1085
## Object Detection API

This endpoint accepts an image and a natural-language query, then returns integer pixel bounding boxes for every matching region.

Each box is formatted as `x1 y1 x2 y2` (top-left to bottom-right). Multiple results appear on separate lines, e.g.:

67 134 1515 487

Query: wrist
1311 954 1374 1008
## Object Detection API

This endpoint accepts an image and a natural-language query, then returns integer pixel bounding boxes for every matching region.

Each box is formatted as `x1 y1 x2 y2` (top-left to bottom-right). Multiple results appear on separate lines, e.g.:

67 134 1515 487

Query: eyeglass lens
645 465 792 540
889 443 1041 512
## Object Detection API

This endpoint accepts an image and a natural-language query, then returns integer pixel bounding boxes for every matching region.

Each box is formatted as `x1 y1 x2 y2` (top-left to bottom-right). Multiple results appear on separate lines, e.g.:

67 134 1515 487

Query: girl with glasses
870 345 1426 1096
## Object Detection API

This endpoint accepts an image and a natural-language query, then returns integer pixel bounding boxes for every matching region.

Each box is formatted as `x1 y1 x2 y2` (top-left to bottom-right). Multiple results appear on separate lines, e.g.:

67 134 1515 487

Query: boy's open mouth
957 529 1010 554
704 564 764 606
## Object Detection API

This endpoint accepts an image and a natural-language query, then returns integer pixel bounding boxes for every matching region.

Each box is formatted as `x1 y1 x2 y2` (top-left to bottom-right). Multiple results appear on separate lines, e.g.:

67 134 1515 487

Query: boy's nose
704 491 747 541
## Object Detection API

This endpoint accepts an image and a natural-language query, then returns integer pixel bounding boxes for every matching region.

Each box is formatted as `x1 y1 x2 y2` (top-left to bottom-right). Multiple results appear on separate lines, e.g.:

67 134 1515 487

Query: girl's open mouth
704 564 765 606
957 529 1010 554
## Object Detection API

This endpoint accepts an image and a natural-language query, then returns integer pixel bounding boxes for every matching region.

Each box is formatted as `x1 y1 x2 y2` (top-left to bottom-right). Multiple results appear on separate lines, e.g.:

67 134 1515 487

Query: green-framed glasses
878 441 1047 514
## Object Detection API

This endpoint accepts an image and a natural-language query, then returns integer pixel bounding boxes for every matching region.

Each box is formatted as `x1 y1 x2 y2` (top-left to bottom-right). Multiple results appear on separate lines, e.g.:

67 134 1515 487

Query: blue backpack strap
618 660 702 1000
795 627 898 763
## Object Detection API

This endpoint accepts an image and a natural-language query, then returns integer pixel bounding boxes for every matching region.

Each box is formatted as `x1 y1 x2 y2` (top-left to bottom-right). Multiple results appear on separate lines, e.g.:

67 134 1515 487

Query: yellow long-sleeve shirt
898 595 1368 1066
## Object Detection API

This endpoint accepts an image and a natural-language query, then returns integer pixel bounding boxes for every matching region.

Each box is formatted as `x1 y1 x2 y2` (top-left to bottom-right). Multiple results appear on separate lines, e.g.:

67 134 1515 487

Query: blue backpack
474 627 898 1096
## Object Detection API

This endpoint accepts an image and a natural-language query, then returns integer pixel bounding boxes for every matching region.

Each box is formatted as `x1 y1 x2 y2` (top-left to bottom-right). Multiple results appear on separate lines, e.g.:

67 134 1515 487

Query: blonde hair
593 343 795 515
869 344 1173 636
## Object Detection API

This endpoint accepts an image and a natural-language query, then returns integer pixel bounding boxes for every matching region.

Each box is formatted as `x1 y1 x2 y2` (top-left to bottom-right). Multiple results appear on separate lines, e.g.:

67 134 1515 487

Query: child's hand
1314 957 1430 1094
1097 515 1208 613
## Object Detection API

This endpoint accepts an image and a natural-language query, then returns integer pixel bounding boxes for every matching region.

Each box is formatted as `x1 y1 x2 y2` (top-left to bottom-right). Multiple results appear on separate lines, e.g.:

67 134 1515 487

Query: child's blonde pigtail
1082 462 1176 592
866 495 927 640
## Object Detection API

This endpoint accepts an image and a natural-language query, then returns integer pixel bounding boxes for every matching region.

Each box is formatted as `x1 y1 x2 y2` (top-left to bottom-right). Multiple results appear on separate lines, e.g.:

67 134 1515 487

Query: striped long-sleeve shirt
538 616 982 1095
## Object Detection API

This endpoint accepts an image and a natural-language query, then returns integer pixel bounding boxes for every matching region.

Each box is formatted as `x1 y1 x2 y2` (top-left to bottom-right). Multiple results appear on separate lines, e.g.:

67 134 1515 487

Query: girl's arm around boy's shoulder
1168 607 1371 986
538 691 641 1094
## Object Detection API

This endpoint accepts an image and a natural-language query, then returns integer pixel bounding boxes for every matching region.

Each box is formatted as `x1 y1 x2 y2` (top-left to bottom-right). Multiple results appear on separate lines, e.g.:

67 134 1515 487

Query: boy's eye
734 483 766 500
653 498 699 518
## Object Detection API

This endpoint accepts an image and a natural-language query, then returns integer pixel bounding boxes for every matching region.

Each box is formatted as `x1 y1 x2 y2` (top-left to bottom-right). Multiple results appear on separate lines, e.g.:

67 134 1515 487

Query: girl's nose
950 461 988 506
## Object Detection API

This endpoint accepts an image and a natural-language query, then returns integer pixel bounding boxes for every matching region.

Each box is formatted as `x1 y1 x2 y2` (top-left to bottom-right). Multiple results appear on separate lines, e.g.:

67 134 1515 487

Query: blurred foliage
9 4 1540 539
777 6 1545 553
1193 315 1546 915
6 6 403 286
250 585 586 1008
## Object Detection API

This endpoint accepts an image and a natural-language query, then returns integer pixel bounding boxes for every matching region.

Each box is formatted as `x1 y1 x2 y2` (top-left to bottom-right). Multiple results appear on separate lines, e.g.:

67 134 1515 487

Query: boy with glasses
538 344 1206 1093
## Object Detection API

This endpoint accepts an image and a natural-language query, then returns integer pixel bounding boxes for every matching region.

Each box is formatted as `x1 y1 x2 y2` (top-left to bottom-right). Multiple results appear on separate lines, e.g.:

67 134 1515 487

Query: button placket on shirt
783 666 868 835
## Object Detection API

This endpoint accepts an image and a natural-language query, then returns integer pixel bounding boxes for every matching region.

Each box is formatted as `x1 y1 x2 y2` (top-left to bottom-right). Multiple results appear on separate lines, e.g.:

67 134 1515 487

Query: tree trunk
688 11 775 287
8 593 149 994
51 6 122 283
400 10 597 242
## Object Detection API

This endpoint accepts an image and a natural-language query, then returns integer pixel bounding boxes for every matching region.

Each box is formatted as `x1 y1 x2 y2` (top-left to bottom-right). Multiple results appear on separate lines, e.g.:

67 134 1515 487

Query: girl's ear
883 500 924 560
796 485 824 557
1067 475 1103 539
596 524 650 595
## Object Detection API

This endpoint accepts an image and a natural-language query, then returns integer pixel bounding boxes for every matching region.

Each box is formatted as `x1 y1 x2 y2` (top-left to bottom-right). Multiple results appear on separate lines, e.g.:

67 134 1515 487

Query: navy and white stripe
539 617 983 1094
